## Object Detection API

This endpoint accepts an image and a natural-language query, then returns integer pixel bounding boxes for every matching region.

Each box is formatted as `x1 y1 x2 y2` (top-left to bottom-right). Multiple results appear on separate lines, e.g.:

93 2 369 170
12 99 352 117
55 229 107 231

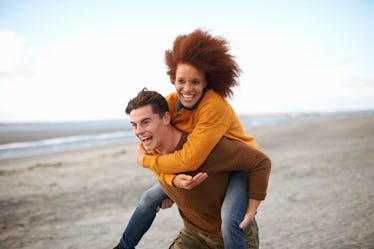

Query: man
121 89 271 248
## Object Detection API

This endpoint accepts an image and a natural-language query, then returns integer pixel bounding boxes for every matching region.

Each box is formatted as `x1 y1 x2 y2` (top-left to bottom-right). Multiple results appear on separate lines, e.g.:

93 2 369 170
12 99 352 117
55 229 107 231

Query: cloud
0 30 31 77
227 33 374 114
0 33 173 122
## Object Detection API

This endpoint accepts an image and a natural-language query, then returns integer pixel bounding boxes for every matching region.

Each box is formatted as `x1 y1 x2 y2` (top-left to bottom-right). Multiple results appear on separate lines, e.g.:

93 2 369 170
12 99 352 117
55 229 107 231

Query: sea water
0 120 134 160
1 111 372 160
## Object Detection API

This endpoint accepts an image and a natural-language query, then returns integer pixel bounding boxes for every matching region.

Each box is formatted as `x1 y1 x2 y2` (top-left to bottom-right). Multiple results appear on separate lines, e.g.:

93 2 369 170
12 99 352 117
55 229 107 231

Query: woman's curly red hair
164 29 241 98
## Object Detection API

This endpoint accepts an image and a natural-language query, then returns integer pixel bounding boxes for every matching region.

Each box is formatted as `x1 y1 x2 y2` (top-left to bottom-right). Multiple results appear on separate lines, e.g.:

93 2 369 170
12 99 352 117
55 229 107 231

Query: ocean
1 110 372 160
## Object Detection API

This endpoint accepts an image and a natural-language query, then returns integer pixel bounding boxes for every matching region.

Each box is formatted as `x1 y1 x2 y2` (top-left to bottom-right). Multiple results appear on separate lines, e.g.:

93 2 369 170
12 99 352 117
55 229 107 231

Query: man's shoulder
214 136 248 151
174 131 189 151
202 137 247 165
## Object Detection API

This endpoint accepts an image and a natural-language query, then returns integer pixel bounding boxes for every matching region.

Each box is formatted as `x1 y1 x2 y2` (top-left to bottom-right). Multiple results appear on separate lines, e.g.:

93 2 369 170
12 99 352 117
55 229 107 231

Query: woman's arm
141 96 233 174
138 146 208 188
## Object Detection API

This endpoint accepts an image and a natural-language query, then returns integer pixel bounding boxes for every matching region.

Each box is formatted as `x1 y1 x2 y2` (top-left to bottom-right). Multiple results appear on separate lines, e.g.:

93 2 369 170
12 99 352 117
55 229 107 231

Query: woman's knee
139 185 165 207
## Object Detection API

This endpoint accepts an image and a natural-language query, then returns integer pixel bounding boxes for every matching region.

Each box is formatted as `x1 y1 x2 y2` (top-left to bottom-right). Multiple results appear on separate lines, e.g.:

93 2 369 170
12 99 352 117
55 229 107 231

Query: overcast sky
0 0 373 122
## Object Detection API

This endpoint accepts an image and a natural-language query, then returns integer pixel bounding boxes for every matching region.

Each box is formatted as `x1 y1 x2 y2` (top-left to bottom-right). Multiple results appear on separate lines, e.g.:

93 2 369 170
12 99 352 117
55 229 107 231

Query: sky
0 0 373 123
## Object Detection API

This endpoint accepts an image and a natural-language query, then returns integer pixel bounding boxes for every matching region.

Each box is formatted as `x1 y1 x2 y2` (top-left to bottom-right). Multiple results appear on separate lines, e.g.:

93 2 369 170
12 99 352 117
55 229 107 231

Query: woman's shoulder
166 92 178 107
165 92 178 101
202 89 229 106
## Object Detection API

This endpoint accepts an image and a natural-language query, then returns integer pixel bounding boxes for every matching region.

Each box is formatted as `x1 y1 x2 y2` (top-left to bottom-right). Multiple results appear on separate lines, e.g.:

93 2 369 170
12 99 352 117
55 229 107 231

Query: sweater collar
177 89 207 112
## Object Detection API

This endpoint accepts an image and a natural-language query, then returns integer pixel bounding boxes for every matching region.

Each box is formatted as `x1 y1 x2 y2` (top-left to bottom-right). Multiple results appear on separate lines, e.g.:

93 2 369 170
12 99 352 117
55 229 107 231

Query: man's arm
240 199 261 229
199 137 271 228
202 136 271 200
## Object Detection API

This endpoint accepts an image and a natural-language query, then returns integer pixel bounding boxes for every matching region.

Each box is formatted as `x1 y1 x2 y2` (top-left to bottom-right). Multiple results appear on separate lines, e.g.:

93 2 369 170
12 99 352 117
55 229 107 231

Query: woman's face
174 63 207 108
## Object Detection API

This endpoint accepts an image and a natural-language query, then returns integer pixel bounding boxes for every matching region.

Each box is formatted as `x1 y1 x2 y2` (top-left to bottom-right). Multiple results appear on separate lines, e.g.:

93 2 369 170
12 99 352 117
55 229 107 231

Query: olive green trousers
169 218 259 249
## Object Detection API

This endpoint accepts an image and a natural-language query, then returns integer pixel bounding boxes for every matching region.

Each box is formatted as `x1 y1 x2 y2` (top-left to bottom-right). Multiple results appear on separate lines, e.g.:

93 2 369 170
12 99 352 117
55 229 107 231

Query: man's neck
155 126 182 155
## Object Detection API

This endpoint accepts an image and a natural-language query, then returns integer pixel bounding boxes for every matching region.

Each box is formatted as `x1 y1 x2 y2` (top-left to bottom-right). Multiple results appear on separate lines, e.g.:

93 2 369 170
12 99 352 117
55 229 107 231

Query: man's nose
135 125 144 135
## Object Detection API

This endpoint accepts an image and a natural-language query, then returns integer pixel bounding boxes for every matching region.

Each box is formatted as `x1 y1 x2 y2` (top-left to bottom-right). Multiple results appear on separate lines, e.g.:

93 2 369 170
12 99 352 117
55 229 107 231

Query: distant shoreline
1 110 373 160
1 109 373 126
0 128 127 145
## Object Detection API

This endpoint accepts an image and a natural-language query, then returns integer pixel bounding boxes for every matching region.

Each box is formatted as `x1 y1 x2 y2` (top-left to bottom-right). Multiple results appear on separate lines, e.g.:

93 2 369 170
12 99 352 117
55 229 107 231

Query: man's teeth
142 137 152 142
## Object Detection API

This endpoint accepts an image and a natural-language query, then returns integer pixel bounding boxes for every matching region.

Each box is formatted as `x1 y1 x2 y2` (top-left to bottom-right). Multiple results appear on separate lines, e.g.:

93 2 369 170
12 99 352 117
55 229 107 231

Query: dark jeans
119 184 167 249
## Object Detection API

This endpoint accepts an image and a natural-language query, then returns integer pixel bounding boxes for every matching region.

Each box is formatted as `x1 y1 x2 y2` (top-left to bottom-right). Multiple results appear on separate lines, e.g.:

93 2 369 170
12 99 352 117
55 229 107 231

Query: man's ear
162 111 171 125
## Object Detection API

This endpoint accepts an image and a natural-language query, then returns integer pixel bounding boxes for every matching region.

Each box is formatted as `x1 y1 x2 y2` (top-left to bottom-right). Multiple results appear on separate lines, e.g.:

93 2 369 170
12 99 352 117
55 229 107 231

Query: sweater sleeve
142 97 232 174
152 172 175 186
140 147 176 186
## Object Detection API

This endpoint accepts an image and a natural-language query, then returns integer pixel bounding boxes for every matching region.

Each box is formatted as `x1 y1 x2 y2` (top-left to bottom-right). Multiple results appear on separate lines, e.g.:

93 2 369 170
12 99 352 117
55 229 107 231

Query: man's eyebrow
131 117 151 125
141 117 152 123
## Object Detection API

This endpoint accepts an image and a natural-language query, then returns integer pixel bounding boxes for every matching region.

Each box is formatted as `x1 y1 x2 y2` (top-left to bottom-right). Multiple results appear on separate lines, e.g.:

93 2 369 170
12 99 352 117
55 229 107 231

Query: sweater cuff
164 174 175 187
249 192 267 201
142 155 153 169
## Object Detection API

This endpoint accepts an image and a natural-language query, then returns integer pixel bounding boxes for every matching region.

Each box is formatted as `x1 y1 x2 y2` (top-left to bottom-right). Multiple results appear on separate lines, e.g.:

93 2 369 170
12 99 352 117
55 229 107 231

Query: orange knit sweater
143 90 259 185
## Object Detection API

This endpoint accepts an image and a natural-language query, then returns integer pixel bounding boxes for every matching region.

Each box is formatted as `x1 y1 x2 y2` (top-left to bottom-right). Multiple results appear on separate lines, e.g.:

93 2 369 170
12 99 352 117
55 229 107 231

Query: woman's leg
221 171 253 249
118 183 168 249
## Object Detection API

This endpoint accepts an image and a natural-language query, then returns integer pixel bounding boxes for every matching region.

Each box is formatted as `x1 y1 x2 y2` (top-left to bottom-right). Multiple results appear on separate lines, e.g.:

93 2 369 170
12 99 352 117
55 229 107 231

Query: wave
0 130 136 160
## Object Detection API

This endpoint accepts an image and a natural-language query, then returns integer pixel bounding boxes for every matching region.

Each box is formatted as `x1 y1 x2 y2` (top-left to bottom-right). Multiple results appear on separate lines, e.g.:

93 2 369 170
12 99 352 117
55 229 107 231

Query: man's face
129 105 168 151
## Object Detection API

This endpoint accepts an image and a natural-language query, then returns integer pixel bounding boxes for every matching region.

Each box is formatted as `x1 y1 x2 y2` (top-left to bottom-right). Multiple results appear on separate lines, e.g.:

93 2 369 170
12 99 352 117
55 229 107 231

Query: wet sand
0 116 373 248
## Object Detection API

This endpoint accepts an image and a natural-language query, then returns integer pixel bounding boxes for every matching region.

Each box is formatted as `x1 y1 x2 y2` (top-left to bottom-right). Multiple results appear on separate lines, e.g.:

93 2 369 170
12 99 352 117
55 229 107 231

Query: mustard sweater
143 90 259 185
158 132 271 237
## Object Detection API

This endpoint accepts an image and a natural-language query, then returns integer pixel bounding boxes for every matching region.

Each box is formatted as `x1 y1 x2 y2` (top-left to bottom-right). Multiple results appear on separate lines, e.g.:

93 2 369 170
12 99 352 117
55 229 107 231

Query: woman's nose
183 82 193 91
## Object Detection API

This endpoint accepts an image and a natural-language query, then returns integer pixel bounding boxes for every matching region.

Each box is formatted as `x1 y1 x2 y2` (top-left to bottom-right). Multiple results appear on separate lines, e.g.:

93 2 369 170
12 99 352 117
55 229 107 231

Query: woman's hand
172 172 208 190
135 145 146 166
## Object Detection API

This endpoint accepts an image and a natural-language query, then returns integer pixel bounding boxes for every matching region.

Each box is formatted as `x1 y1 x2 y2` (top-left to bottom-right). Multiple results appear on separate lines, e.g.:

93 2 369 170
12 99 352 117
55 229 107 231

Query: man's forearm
239 198 261 229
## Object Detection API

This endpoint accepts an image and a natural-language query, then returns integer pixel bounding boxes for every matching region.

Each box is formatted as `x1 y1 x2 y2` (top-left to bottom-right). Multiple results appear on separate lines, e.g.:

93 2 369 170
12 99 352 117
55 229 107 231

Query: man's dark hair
125 88 169 117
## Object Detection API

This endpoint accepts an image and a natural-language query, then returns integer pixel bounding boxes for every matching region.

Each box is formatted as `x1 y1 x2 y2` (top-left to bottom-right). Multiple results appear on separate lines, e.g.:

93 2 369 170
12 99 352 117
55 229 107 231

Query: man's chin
142 144 153 151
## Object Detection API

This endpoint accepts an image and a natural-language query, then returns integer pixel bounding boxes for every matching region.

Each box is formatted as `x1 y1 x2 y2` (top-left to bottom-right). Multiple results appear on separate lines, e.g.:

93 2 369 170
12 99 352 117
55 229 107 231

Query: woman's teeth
183 94 194 100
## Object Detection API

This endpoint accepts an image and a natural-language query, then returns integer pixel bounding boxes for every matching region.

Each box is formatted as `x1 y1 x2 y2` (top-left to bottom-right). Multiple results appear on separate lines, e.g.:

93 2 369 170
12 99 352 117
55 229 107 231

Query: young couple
113 29 271 249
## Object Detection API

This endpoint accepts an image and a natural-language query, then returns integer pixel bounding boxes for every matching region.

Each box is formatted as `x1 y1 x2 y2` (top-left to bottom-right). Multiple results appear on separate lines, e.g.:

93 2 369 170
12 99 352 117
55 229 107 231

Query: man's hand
239 199 261 229
172 172 208 190
135 145 145 166
156 198 174 212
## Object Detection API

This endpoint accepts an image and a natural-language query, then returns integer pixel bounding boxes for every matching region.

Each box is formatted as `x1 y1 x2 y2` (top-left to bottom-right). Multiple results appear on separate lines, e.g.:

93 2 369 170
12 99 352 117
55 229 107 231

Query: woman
115 29 260 249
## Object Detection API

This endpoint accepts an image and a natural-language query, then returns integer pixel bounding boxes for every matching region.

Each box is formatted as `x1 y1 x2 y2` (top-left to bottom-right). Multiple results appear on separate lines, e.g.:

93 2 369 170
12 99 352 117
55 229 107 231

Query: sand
0 116 373 249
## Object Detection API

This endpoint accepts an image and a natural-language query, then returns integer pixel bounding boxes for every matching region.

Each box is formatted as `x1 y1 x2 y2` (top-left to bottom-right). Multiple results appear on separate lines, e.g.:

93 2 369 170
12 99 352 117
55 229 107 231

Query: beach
1 116 373 249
